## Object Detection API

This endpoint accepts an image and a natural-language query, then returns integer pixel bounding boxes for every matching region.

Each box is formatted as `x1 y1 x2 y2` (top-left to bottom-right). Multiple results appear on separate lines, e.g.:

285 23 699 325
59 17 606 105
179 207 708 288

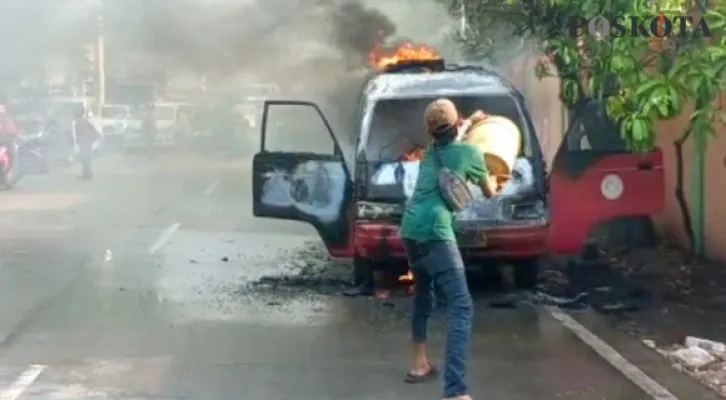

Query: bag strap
429 125 456 169
431 143 445 170
431 132 456 171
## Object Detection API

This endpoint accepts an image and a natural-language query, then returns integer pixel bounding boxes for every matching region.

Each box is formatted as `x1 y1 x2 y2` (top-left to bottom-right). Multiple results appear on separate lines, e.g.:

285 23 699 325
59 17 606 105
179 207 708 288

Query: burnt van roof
362 63 517 101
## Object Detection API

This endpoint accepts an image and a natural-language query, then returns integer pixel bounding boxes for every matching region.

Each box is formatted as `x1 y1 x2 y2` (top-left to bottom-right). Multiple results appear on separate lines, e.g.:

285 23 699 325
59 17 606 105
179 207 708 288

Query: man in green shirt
400 99 506 400
398 139 489 241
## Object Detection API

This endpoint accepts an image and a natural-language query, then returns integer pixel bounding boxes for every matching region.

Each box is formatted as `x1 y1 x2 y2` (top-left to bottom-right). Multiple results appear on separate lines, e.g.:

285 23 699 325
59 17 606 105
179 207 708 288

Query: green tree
442 0 726 256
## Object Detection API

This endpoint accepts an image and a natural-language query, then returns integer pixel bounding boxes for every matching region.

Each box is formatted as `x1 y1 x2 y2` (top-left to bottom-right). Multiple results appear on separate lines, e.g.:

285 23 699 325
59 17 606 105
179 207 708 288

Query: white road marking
203 180 219 196
545 306 679 400
148 222 182 254
0 364 46 400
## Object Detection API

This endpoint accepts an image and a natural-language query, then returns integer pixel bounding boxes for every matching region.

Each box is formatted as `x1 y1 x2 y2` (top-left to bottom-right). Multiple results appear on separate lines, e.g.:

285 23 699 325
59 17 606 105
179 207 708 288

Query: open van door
548 100 665 254
252 100 354 258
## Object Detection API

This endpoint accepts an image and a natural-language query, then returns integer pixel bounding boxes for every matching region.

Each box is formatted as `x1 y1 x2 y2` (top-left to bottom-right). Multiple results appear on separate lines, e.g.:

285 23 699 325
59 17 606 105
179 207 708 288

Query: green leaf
635 80 662 97
632 118 647 141
606 96 626 119
657 101 669 117
611 54 625 71
448 0 724 152
642 100 654 117
620 118 631 140
686 74 702 91
668 86 683 115
705 10 726 30
707 47 726 62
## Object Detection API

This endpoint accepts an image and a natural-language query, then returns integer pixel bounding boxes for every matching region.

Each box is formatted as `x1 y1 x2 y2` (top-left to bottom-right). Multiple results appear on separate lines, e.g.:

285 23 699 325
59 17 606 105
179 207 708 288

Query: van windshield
365 95 529 161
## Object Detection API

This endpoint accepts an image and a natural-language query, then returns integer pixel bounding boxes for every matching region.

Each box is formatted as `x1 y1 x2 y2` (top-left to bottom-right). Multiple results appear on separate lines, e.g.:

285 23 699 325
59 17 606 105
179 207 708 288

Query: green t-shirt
399 142 488 242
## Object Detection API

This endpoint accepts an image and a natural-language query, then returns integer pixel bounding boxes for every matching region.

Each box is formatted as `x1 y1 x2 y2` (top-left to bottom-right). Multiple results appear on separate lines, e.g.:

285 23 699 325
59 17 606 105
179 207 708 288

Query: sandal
404 363 438 384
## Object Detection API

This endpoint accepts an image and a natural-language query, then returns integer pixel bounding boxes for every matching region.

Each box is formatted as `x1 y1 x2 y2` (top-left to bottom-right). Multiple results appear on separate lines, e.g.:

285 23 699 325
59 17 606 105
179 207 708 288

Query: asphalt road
0 154 716 400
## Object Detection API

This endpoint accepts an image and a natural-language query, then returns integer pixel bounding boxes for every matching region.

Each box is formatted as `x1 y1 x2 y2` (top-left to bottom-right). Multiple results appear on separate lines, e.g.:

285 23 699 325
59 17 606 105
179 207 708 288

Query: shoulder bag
431 143 473 212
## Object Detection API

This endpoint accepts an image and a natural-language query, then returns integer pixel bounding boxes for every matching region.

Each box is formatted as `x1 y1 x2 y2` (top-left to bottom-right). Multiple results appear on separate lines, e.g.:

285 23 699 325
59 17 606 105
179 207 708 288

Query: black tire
513 257 540 290
353 256 374 286
471 262 505 291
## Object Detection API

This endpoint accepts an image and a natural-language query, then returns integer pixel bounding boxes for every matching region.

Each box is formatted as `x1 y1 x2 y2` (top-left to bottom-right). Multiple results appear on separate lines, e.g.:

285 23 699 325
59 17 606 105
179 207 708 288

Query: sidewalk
543 244 726 397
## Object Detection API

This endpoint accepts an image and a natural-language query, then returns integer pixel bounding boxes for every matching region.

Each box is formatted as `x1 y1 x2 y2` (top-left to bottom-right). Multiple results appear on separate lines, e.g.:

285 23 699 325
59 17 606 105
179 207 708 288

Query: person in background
398 138 426 162
399 99 508 400
142 104 157 156
73 109 100 180
0 104 19 170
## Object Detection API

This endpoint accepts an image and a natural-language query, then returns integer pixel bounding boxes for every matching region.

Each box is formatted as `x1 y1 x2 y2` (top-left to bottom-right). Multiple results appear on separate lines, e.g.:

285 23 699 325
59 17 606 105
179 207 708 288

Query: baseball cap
423 98 459 135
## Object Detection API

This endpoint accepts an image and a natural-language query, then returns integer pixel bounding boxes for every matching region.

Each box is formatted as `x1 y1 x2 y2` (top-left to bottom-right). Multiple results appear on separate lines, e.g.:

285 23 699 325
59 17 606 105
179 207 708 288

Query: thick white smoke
2 0 473 137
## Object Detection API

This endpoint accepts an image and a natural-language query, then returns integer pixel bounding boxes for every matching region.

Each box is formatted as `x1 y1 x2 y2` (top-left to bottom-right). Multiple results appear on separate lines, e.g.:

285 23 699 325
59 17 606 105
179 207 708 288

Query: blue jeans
403 239 473 398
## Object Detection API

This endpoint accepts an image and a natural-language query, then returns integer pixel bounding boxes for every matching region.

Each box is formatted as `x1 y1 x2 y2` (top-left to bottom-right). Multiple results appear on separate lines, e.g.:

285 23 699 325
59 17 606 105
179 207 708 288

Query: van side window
264 103 335 154
566 102 627 152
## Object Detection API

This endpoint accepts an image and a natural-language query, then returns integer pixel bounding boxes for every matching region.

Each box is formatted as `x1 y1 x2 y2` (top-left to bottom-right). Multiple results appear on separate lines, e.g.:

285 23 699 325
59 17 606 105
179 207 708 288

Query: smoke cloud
0 0 461 142
0 0 459 88
102 0 459 90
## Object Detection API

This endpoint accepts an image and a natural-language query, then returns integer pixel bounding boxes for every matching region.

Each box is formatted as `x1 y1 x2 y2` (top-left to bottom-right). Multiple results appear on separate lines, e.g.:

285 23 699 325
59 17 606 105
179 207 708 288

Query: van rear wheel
341 256 375 297
513 257 540 290
353 256 374 286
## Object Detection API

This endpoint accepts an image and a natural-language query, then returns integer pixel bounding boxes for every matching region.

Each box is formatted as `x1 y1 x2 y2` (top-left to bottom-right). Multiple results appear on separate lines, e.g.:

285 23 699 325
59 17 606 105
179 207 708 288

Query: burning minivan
250 47 665 291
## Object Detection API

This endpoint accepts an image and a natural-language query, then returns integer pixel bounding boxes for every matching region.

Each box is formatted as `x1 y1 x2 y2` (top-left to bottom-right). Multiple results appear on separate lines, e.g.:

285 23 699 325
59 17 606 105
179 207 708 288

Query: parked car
125 102 191 150
100 104 131 149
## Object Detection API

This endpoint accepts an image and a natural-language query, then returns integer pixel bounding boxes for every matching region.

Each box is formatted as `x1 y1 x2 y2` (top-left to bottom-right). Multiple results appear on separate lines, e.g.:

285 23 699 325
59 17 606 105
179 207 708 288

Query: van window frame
357 93 537 161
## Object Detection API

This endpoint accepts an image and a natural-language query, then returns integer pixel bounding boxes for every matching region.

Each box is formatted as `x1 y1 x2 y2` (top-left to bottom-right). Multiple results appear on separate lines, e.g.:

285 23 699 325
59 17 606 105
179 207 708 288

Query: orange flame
398 271 414 283
369 37 441 71
399 270 415 296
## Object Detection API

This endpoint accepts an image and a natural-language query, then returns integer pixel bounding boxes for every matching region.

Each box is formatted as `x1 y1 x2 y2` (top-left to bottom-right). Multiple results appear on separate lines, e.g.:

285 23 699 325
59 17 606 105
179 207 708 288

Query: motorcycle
0 142 19 189
17 131 50 174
